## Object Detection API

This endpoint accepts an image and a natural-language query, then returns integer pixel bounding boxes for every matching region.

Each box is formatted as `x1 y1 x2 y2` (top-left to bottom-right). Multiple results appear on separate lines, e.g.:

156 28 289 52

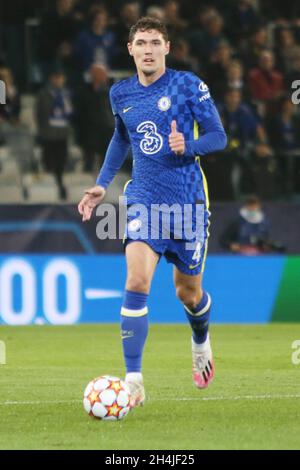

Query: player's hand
78 185 106 222
169 120 185 155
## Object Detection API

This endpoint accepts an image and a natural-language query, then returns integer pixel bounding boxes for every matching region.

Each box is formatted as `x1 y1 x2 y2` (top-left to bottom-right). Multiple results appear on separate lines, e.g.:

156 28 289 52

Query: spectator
190 5 219 29
0 1 29 89
35 68 72 199
269 96 300 194
248 49 285 117
187 7 224 63
197 11 227 64
206 40 233 100
73 63 114 172
241 25 269 71
227 0 260 44
167 38 199 73
219 87 276 198
163 0 187 40
226 60 246 96
219 89 260 147
213 58 250 101
248 137 280 200
220 195 284 254
146 6 165 22
286 52 300 90
217 88 269 197
38 0 83 79
73 6 117 73
276 27 300 74
111 1 140 70
0 66 20 123
270 96 300 151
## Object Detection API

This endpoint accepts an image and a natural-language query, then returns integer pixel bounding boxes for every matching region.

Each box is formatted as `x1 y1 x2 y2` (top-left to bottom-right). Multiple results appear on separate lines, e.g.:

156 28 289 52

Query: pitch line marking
1 394 300 406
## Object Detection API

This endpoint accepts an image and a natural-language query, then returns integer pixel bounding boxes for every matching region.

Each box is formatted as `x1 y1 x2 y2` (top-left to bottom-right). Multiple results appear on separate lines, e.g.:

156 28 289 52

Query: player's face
128 30 170 77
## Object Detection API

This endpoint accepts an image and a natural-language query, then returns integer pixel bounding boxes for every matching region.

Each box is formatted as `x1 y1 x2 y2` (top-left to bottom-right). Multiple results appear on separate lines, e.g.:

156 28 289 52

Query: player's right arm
78 86 130 222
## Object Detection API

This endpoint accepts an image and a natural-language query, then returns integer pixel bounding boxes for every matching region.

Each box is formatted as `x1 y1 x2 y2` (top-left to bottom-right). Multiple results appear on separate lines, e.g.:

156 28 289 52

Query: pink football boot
192 335 215 389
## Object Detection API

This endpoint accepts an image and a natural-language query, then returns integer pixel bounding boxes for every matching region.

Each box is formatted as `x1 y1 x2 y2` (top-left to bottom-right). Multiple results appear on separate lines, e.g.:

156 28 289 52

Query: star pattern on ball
110 381 122 393
89 391 100 404
107 403 122 417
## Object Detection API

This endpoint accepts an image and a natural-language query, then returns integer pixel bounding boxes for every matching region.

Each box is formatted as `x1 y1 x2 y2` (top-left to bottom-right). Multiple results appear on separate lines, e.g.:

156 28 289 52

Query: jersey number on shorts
137 121 163 155
192 242 202 264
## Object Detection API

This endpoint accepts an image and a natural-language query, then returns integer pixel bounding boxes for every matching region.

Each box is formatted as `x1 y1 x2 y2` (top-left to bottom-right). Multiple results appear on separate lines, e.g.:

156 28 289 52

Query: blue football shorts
123 203 210 275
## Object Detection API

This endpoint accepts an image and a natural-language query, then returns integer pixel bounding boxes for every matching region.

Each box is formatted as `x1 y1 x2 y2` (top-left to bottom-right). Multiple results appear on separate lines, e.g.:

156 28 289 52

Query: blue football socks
121 290 149 373
184 291 212 344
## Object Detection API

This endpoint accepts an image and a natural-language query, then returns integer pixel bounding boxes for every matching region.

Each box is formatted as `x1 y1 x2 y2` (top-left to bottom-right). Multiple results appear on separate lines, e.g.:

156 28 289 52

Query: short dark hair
244 195 261 206
129 17 169 43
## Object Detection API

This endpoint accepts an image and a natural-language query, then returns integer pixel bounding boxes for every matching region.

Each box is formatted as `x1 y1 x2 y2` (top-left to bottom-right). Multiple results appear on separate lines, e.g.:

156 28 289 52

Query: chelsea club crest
158 96 171 111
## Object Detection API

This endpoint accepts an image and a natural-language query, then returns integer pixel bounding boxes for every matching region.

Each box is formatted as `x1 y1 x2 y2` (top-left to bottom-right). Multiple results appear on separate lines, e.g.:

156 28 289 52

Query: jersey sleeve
96 85 130 188
184 73 227 157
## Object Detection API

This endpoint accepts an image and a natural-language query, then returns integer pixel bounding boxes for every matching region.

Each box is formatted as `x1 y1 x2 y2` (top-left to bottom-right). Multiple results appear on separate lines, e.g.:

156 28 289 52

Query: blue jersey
97 68 227 208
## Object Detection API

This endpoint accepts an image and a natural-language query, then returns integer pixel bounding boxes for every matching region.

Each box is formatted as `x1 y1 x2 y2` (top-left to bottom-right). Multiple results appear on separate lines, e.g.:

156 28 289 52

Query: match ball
83 375 131 421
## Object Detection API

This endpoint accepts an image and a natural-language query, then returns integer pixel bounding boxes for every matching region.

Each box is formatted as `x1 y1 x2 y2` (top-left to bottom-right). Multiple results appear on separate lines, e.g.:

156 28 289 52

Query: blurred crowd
1 0 300 200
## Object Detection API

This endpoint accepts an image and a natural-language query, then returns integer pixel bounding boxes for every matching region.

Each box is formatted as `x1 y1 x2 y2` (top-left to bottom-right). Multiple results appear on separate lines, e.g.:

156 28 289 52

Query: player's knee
126 275 150 294
176 285 199 307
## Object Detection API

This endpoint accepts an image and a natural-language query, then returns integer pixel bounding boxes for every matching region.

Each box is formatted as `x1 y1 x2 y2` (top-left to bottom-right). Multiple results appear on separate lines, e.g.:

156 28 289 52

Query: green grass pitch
0 324 300 450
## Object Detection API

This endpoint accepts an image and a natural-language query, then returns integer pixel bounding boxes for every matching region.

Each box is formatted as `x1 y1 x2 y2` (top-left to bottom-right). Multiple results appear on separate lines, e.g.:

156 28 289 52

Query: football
83 375 131 420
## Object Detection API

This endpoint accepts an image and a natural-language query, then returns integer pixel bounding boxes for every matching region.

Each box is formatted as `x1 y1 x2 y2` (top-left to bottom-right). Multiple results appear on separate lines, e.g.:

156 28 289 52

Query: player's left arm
184 75 227 157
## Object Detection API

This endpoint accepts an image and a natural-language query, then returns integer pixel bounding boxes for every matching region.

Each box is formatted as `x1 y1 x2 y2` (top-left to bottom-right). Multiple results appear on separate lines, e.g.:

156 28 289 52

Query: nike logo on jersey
123 106 133 113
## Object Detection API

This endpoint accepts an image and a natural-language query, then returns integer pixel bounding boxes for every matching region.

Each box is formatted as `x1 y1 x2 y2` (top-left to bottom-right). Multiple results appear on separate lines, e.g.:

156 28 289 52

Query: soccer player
78 17 227 408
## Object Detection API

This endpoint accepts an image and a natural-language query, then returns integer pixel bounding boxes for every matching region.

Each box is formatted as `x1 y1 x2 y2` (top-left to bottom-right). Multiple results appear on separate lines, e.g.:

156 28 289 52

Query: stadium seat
23 172 59 202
